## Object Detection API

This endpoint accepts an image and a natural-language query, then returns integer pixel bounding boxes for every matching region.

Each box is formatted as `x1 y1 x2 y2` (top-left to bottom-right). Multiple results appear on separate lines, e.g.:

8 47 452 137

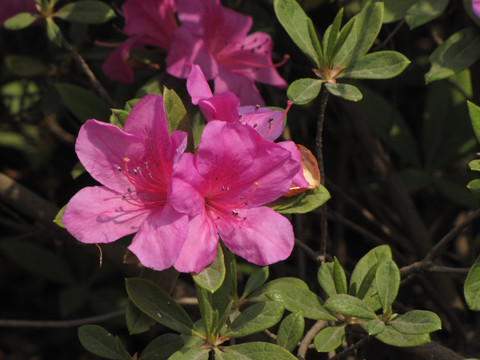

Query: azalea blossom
166 0 287 105
102 0 177 83
62 94 190 271
474 0 480 18
168 120 300 273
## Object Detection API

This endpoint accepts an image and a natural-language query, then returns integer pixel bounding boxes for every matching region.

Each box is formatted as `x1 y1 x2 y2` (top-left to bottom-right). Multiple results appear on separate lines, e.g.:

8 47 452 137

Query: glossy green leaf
126 300 155 335
276 312 304 352
465 255 480 310
287 78 322 105
169 347 209 360
375 325 431 347
375 259 400 310
3 12 39 30
78 325 131 360
274 0 321 67
467 179 480 199
405 0 449 29
268 185 330 214
193 244 225 293
391 310 442 334
54 205 66 228
0 239 74 284
333 3 384 68
469 160 480 172
54 1 116 24
324 8 345 61
364 318 386 335
333 257 348 294
325 83 362 101
163 87 188 135
125 278 195 335
325 294 377 319
55 83 110 122
195 285 216 336
426 27 480 83
468 101 480 143
46 18 62 46
241 266 269 301
313 325 345 352
339 51 410 79
4 55 48 77
263 278 336 321
215 342 297 359
109 109 129 129
224 301 284 338
317 262 337 297
139 334 184 360
362 0 416 23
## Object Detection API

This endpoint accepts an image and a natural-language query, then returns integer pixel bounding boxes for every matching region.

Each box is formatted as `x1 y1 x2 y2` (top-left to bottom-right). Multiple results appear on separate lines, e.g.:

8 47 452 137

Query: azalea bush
1 0 480 359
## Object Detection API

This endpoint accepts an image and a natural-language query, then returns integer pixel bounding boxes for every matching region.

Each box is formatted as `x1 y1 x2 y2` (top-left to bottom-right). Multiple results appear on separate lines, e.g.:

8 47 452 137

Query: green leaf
362 0 416 23
349 245 392 298
325 8 345 62
139 334 184 360
54 205 66 228
46 18 62 46
4 55 48 77
276 312 304 352
333 3 384 68
307 18 323 63
224 301 284 338
125 278 195 335
364 319 386 335
195 285 216 337
54 1 116 24
333 257 348 295
468 101 480 143
263 278 336 321
287 78 322 105
339 51 410 79
467 179 480 199
465 255 480 310
163 87 188 135
375 325 431 347
469 160 480 172
317 262 337 297
405 0 449 29
126 300 155 335
215 342 297 359
325 294 377 319
313 325 345 352
169 346 210 360
241 266 269 301
274 0 321 67
193 244 225 293
325 83 363 101
375 259 400 311
390 310 442 334
268 185 330 214
78 325 131 360
109 109 129 129
3 12 39 30
426 27 480 83
0 239 74 284
54 83 110 122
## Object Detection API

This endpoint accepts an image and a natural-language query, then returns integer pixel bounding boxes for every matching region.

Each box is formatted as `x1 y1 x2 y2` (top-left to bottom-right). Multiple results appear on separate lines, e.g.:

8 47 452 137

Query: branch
297 320 327 360
329 336 369 360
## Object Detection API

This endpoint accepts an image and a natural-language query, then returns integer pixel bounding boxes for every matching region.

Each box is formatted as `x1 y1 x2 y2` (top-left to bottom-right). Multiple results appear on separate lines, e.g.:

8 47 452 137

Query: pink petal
174 212 219 273
218 206 294 266
128 204 189 271
198 92 240 123
63 186 149 244
101 37 145 84
214 66 265 106
187 64 214 104
238 105 284 141
76 120 145 193
278 141 309 188
474 0 480 17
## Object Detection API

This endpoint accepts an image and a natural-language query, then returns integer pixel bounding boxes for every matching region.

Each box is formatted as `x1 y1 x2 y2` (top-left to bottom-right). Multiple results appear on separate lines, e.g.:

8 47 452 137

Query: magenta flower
62 94 190 271
1 0 38 26
102 0 177 83
168 120 300 273
474 0 480 17
166 0 287 106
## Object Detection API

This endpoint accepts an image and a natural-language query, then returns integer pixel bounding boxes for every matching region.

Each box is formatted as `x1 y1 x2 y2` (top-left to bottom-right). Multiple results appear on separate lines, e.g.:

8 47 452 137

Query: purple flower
168 120 300 273
166 0 287 106
62 94 190 271
102 0 177 83
474 0 480 18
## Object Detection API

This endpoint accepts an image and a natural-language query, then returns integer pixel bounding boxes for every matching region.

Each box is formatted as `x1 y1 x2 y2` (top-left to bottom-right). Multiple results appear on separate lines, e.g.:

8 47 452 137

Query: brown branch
329 336 369 360
297 320 327 360
295 238 319 262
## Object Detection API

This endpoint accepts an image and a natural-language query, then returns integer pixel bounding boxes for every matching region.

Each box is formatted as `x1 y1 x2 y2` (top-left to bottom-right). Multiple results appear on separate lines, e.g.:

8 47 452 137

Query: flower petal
218 206 294 266
173 212 219 273
238 105 284 141
63 186 149 244
102 37 146 84
214 66 265 106
128 204 188 271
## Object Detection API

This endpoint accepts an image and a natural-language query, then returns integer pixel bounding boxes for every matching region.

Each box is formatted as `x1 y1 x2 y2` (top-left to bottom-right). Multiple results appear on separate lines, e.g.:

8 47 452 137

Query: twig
297 320 327 360
62 38 117 108
0 309 125 329
295 238 319 262
329 336 369 360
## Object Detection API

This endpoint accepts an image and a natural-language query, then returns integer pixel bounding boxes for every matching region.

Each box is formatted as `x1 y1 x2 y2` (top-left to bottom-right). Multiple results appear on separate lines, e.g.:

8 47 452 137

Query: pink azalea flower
168 120 300 273
102 0 177 83
166 0 287 106
1 0 38 26
62 94 190 271
474 0 480 18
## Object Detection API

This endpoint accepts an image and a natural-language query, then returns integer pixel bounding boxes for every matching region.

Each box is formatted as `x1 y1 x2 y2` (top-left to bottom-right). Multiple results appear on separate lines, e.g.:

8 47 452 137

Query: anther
226 187 230 191
127 187 132 193
232 210 239 216
117 166 122 171
221 186 225 191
